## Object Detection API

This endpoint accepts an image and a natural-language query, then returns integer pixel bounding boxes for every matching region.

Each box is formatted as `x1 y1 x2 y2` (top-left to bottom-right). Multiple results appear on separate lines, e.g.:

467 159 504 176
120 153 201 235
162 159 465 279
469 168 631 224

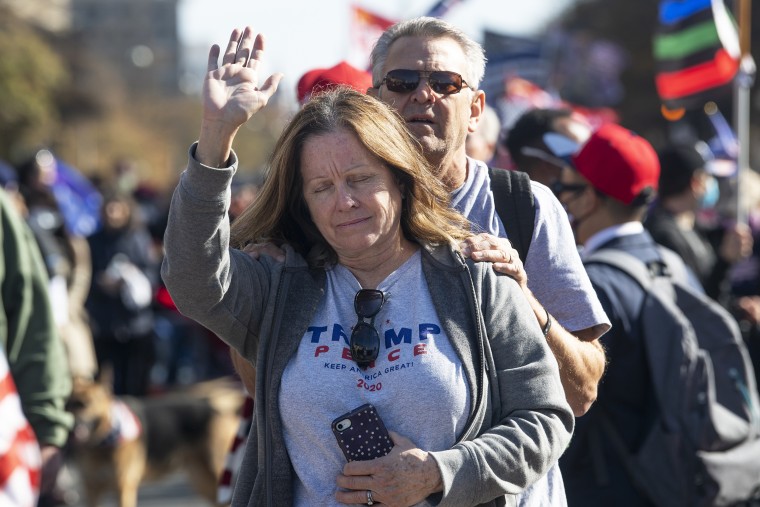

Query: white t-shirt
451 158 610 507
279 251 470 506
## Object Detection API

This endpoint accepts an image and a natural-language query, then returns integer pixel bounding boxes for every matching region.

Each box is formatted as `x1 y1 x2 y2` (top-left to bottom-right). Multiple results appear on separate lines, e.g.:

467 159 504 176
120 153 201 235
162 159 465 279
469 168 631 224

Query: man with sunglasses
369 17 610 506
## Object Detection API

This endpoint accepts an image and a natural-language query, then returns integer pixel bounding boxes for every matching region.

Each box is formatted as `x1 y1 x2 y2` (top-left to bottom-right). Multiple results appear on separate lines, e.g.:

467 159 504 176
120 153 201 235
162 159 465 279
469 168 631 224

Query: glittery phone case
331 403 394 462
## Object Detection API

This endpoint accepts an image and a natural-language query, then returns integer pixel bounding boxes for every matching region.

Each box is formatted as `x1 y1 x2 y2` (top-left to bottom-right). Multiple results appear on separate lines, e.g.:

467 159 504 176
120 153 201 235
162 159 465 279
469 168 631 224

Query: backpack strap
585 246 689 292
583 248 655 290
488 167 536 262
654 246 691 287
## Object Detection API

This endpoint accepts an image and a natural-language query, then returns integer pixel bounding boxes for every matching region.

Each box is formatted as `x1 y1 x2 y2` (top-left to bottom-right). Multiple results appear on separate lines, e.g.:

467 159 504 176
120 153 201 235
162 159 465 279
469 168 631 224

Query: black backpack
584 246 760 506
488 167 535 262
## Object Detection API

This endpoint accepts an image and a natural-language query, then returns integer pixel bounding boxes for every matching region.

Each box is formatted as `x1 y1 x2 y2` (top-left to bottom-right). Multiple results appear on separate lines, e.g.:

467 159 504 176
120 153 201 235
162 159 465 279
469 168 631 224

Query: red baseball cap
571 124 660 205
296 61 372 104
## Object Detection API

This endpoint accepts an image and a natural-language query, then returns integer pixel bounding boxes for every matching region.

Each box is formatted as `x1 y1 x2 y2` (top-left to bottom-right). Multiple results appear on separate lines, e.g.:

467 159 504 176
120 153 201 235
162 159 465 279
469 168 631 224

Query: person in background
547 123 666 506
465 103 501 165
0 188 73 502
644 143 753 304
296 60 372 105
15 150 98 382
86 190 159 396
504 108 592 188
163 27 573 506
229 175 261 223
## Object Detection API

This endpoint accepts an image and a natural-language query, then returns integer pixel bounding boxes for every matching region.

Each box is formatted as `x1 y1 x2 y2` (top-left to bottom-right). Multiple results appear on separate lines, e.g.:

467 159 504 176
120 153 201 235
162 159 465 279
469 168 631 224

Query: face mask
700 176 720 209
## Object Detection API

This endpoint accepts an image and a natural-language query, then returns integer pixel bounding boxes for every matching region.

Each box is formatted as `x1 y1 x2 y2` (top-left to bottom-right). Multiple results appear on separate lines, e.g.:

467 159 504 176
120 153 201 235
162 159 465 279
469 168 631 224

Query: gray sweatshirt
161 146 574 506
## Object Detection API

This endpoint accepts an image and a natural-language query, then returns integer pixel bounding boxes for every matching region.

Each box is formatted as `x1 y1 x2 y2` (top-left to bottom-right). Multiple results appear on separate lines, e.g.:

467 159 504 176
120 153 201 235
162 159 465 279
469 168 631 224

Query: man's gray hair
370 17 487 90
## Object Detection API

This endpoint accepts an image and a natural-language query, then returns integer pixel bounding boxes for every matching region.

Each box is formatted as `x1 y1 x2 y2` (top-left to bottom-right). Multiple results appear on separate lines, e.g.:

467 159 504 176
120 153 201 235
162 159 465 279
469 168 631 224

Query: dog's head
66 376 115 447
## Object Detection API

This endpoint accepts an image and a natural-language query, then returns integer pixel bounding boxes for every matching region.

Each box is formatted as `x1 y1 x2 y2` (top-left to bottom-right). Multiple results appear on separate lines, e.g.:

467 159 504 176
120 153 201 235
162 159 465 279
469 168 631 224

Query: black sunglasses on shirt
350 289 385 369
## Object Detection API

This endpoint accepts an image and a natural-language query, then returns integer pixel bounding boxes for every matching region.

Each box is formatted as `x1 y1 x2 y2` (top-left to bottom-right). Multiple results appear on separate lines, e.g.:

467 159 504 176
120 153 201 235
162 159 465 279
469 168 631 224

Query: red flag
349 5 395 72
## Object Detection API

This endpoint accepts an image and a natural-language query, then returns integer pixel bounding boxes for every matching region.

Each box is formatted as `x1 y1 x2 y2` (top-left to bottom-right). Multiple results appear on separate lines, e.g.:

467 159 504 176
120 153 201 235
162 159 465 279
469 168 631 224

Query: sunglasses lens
384 70 419 93
351 323 380 368
551 181 586 197
354 289 384 318
429 71 462 94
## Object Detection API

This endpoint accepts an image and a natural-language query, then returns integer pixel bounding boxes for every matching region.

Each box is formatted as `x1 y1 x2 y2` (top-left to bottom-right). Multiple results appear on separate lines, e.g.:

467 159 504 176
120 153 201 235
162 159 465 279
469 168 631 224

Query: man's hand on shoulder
243 242 285 262
460 233 527 289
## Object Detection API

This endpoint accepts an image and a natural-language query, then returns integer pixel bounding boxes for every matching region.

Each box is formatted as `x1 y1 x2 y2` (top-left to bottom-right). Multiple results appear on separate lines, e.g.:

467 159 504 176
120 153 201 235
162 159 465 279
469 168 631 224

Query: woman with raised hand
161 26 572 507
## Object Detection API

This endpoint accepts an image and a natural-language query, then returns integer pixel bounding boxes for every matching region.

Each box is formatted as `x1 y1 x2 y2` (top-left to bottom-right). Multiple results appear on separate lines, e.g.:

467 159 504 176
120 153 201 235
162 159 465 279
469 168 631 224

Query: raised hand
197 27 283 167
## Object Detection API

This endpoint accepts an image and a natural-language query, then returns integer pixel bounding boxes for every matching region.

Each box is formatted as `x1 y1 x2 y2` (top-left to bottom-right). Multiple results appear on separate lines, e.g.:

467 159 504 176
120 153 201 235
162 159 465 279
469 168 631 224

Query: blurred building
70 0 181 95
0 0 71 32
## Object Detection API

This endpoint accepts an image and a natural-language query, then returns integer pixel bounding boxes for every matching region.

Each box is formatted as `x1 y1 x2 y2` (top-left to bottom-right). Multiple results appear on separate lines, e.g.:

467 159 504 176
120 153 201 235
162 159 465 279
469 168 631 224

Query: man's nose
410 78 435 103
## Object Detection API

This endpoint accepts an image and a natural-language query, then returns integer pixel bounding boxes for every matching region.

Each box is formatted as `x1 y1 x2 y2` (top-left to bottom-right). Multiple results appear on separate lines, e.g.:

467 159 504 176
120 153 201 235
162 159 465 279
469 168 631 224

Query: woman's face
300 129 406 263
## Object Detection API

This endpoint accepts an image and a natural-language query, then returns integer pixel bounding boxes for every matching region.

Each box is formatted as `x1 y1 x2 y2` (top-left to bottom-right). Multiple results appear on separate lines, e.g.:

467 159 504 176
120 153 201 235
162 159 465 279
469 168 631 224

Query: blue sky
177 0 573 103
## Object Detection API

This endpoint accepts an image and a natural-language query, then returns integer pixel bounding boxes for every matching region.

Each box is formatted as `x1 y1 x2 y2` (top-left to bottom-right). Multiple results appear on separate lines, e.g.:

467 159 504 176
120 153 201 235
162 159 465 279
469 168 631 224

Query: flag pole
734 0 754 224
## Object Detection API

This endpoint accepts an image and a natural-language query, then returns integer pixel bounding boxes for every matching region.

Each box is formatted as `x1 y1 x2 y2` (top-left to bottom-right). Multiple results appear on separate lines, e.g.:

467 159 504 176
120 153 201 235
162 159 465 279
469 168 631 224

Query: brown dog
66 375 244 507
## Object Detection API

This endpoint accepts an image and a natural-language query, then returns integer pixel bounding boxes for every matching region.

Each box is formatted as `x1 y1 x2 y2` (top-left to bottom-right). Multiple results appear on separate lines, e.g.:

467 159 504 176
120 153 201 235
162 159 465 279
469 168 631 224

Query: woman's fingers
221 28 244 66
206 44 221 72
212 28 269 72
248 33 266 69
235 27 255 66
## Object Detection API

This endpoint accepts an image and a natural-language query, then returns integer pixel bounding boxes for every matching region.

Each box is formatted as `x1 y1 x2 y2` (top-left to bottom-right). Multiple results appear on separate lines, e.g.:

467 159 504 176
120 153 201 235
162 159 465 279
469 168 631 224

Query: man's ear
367 87 379 98
468 90 486 134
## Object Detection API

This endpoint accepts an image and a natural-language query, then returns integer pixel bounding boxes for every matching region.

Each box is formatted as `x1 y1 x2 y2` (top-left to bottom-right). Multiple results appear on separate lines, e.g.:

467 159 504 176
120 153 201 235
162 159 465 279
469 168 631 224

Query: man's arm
520 287 606 416
462 234 606 416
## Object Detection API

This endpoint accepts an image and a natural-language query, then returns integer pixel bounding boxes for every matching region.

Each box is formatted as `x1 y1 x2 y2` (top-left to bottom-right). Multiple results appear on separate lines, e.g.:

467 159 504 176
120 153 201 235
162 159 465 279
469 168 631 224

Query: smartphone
331 403 394 462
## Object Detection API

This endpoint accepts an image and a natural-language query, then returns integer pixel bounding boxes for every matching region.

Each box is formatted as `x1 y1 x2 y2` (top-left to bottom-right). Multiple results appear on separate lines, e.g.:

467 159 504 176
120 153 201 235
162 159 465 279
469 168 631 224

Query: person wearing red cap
296 61 372 105
551 123 661 245
548 123 684 505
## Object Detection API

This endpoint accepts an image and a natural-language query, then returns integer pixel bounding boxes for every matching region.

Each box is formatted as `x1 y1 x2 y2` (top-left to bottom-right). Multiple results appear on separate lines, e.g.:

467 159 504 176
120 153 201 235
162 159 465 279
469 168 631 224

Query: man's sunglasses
381 69 470 95
350 289 385 369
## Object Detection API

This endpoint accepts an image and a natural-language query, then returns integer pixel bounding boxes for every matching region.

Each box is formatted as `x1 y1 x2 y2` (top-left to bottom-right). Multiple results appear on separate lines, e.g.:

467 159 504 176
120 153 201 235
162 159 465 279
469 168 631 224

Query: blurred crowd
1 150 259 398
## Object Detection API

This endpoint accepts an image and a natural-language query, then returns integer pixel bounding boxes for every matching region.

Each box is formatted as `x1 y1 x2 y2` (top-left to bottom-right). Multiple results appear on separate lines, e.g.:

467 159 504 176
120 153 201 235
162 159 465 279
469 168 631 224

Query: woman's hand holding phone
332 406 443 506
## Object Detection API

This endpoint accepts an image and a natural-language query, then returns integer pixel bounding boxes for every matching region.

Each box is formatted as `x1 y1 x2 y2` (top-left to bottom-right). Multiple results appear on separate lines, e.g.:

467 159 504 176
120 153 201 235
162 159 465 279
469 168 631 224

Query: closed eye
348 173 375 185
312 182 333 193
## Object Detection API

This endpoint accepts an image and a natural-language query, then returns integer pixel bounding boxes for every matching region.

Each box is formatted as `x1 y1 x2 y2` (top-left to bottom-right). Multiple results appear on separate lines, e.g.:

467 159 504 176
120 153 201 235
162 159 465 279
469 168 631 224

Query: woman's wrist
197 122 240 167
